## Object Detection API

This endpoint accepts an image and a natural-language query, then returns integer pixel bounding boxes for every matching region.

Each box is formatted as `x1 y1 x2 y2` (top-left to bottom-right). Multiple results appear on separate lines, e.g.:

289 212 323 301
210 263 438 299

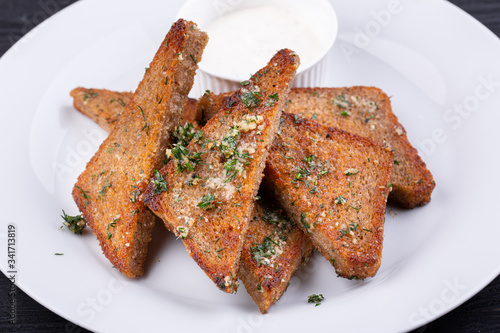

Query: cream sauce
202 5 322 80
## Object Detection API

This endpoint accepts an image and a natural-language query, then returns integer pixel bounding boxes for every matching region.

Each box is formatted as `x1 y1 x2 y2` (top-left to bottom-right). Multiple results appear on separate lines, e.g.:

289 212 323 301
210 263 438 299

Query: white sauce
202 6 322 80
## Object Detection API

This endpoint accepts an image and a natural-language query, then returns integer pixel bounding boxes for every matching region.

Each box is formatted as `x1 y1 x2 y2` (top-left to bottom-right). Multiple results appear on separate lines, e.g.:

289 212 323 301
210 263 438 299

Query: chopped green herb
250 232 283 266
166 143 203 173
177 226 188 239
241 89 261 109
172 123 203 146
152 170 168 194
83 89 98 101
338 227 349 239
197 193 216 210
334 196 347 204
74 185 91 205
308 294 324 306
61 210 86 235
99 173 112 201
264 93 279 107
332 94 351 109
344 168 359 176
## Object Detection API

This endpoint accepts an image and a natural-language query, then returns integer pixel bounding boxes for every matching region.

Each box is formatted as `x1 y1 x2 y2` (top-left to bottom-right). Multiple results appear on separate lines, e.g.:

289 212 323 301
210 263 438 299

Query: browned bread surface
262 113 393 279
197 90 232 123
70 88 133 132
286 87 434 208
70 88 199 132
198 87 435 209
240 201 314 313
72 19 208 278
144 49 300 292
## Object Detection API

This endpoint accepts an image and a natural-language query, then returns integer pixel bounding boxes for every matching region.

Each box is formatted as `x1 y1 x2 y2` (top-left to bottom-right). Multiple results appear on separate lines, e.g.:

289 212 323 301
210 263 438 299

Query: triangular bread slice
240 200 314 313
72 19 208 278
285 87 434 208
70 87 200 132
198 87 434 208
144 49 300 293
262 113 393 279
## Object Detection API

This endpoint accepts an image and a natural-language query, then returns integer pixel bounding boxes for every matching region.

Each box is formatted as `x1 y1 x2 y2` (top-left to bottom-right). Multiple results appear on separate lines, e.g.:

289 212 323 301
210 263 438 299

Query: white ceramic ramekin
177 0 338 97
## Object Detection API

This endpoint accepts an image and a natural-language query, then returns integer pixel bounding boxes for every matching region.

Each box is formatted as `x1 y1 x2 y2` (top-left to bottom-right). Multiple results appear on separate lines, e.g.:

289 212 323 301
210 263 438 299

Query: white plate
1 0 500 332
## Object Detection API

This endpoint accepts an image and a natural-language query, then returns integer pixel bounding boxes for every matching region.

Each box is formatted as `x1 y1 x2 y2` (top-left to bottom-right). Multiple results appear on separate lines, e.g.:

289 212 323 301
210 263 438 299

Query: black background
1 1 499 332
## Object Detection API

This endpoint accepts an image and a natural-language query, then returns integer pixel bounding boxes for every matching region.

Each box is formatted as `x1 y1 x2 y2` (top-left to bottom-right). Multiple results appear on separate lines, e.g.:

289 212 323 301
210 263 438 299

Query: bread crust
72 19 208 278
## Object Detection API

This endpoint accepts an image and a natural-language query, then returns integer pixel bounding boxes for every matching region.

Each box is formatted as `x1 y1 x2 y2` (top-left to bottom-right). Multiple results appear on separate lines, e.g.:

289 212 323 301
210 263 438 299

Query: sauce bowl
176 0 338 96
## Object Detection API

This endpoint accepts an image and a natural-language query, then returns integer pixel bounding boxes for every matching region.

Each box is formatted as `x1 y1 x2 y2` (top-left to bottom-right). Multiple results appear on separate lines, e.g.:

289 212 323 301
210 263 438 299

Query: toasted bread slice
144 49 300 292
70 87 200 132
262 113 393 279
70 88 132 132
286 87 434 208
240 200 314 313
198 87 435 208
72 19 208 278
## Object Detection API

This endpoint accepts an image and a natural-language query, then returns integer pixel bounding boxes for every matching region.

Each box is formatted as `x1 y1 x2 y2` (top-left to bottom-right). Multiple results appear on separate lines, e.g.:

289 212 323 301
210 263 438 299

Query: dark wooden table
1 1 499 332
